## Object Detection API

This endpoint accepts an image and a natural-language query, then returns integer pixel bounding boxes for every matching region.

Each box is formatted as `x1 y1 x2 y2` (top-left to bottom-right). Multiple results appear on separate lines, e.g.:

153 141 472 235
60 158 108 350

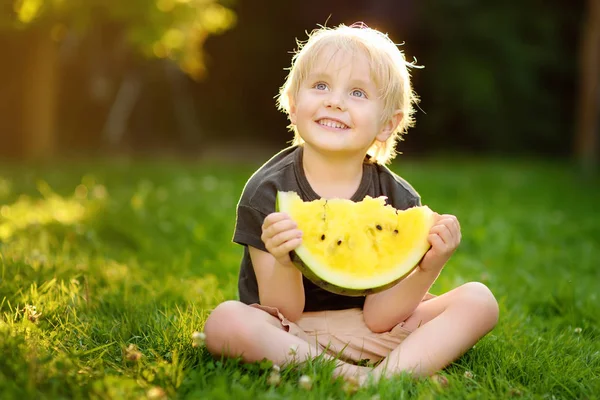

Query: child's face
289 46 397 159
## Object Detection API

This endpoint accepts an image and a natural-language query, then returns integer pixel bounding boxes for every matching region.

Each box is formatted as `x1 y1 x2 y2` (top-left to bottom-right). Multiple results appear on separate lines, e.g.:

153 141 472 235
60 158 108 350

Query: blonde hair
276 23 420 165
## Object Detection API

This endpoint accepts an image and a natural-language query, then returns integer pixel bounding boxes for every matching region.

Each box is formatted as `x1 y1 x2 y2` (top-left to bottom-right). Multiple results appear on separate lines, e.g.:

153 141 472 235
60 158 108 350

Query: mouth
315 118 350 130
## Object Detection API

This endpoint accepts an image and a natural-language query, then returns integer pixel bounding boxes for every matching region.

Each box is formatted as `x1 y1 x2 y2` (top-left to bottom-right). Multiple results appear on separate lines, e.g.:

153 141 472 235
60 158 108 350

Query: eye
314 82 328 91
351 89 367 98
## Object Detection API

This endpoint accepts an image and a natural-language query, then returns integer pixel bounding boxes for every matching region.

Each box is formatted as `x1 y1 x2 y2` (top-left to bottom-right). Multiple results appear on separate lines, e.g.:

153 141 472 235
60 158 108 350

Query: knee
458 282 499 329
203 300 252 356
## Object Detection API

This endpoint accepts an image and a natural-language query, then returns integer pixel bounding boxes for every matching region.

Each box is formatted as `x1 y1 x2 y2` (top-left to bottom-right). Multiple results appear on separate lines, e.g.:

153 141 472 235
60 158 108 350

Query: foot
333 363 377 387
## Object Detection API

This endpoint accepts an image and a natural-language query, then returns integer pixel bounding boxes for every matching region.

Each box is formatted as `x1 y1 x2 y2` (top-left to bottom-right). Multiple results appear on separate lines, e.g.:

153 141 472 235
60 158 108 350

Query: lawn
0 156 598 399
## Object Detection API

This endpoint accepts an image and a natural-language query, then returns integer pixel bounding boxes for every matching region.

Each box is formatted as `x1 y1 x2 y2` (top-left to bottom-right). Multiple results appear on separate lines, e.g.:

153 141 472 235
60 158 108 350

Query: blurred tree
0 0 236 160
576 0 599 172
414 1 581 156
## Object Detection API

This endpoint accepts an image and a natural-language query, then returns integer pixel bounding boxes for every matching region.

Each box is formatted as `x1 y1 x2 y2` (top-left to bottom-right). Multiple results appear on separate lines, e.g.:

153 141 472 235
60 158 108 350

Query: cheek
295 104 314 121
357 109 380 127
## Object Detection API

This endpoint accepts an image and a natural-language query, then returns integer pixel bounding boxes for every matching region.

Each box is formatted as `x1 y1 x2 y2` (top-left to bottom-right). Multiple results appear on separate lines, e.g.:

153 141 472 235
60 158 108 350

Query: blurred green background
0 0 596 167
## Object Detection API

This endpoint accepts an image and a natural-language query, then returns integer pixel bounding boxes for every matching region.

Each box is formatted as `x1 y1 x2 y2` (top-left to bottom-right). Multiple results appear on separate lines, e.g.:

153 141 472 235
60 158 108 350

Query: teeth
318 119 348 129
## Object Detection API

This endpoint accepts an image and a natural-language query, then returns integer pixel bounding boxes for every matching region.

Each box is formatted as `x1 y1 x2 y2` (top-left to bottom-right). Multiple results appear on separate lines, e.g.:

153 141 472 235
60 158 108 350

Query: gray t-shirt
233 145 422 312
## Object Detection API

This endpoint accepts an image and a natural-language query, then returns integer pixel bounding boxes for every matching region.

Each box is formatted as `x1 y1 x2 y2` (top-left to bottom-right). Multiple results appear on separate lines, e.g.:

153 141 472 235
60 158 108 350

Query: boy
204 23 499 384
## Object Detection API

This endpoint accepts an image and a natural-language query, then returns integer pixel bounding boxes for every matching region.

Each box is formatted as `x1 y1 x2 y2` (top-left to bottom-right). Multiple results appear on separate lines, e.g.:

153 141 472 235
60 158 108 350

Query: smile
316 118 350 130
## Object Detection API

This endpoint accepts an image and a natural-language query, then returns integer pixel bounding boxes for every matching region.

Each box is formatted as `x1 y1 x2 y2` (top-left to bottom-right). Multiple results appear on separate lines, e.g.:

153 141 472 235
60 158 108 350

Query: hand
419 213 461 273
261 212 303 267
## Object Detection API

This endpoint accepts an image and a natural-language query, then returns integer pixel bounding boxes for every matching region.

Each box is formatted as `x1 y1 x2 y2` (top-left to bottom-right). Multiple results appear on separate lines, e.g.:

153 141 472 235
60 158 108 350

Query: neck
301 146 365 200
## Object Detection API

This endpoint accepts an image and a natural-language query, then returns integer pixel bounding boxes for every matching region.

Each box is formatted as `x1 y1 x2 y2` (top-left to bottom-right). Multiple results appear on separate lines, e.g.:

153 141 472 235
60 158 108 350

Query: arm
250 247 305 321
363 267 441 332
251 212 305 322
363 213 462 332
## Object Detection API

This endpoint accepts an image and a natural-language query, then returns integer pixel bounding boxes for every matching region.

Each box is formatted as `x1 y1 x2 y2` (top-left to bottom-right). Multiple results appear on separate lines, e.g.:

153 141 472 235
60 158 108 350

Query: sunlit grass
0 180 105 241
0 158 598 399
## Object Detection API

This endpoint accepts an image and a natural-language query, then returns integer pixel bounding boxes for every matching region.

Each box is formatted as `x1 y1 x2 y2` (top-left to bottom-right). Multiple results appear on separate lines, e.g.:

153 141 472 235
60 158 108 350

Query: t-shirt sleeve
233 204 268 252
231 150 298 253
378 165 422 210
233 176 280 252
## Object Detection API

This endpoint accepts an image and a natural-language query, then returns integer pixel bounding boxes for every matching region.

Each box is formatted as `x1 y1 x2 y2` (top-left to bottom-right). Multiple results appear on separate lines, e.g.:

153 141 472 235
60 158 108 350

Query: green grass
0 156 598 399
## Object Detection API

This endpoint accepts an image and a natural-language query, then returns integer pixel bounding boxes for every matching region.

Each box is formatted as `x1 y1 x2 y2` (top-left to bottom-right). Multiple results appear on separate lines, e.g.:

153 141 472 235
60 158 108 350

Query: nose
323 91 346 111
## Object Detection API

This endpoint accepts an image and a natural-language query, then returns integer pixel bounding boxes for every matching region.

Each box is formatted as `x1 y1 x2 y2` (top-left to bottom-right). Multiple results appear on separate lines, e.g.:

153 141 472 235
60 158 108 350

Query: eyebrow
306 72 332 81
348 78 374 88
307 72 374 88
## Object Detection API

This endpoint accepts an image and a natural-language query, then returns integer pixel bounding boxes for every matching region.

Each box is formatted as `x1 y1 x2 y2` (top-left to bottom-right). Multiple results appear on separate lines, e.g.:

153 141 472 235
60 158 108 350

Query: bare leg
203 301 369 379
372 282 499 380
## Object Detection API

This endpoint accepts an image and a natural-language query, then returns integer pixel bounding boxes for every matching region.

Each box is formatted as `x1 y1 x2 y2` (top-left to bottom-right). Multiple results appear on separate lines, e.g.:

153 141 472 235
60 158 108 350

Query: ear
288 95 297 125
375 110 404 142
375 110 403 142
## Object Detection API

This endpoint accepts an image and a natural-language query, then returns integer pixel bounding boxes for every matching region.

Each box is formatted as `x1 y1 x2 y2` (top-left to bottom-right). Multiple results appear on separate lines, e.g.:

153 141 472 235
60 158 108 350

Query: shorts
251 293 435 365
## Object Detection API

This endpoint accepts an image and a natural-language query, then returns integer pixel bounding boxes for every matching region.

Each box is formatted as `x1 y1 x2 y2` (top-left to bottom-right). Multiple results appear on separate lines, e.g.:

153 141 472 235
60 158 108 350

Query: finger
262 218 298 241
429 224 452 244
427 232 445 249
439 215 461 234
270 229 303 249
433 217 461 240
436 216 457 227
439 214 455 219
262 212 291 231
454 219 462 243
447 217 461 244
274 237 303 260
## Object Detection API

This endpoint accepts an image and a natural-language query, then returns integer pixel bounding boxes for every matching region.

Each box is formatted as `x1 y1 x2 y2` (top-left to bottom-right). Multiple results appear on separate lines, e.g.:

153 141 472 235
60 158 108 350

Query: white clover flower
272 364 281 372
267 371 281 386
192 331 207 347
464 370 474 379
574 327 582 334
298 375 312 390
24 304 41 322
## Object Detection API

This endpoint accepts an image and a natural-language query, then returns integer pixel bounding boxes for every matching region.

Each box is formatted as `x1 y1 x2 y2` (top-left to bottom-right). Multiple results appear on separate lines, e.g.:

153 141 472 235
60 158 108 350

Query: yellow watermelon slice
276 191 435 296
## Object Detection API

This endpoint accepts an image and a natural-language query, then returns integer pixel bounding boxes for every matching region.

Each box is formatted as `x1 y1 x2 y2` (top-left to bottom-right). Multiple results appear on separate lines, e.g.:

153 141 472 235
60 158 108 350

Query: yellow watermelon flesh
276 191 435 296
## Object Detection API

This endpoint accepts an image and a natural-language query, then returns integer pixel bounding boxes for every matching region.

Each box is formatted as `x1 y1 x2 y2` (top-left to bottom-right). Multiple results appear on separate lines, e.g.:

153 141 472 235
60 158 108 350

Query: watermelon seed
376 225 382 231
394 229 399 234
321 234 326 240
337 240 342 246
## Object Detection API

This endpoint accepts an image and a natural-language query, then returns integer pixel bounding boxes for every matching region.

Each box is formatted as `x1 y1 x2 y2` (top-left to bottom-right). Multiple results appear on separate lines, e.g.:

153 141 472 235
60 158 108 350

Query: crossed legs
203 300 369 379
203 282 498 383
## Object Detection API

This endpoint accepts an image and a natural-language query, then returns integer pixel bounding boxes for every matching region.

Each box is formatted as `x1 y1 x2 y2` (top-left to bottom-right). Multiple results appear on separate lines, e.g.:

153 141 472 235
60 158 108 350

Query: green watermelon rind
276 191 433 297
